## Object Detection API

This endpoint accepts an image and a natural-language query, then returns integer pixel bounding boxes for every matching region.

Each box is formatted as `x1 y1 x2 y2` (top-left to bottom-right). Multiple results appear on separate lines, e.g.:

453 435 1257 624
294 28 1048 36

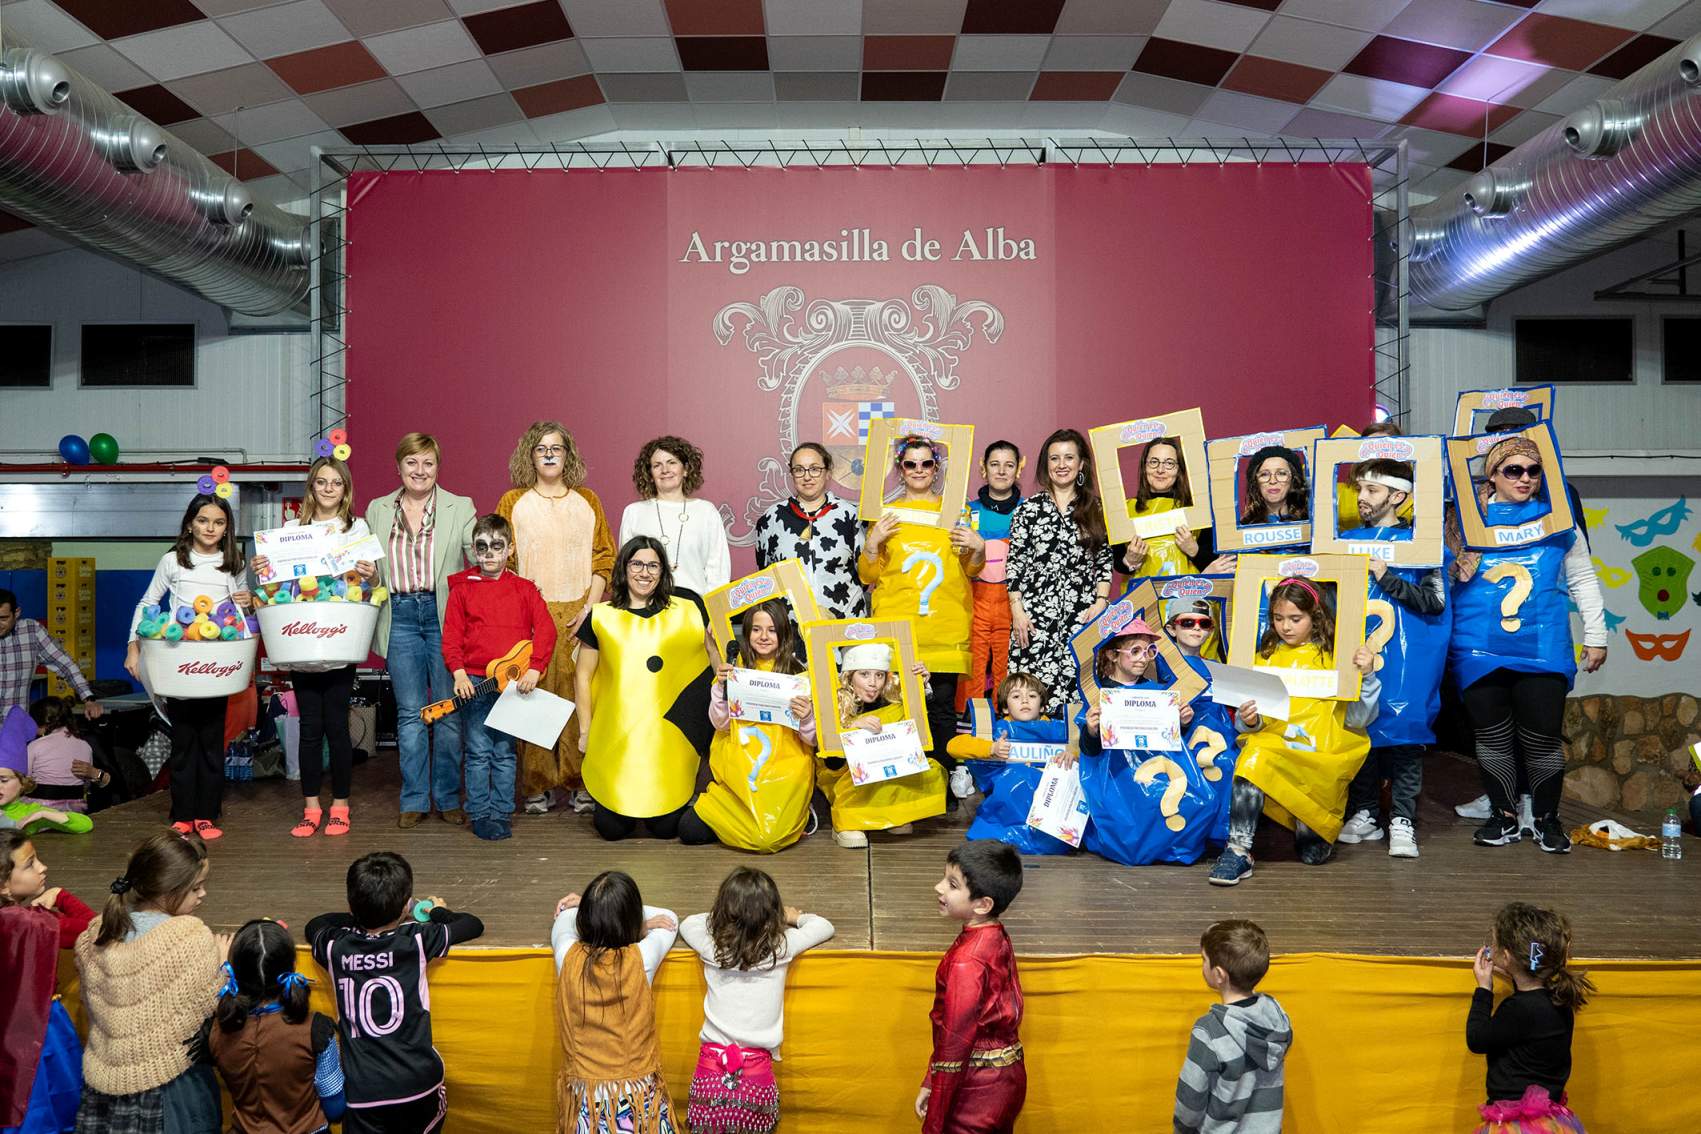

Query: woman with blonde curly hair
618 435 731 597
495 421 614 815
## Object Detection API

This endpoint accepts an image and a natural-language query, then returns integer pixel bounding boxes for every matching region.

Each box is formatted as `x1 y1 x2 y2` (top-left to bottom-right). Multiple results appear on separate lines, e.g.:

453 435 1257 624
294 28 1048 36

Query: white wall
0 247 310 463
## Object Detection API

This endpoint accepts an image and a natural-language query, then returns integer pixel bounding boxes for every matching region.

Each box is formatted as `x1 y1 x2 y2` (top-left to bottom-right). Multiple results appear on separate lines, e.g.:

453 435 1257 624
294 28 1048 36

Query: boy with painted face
1336 459 1450 860
441 515 556 842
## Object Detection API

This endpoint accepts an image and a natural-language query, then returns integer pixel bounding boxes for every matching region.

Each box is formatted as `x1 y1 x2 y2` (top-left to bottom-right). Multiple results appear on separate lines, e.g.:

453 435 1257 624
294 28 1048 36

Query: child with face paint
441 515 556 842
820 642 946 849
1208 578 1380 887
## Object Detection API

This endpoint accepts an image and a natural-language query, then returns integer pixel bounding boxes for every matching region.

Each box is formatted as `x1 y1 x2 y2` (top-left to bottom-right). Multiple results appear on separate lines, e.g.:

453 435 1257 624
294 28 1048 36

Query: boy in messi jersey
307 851 484 1134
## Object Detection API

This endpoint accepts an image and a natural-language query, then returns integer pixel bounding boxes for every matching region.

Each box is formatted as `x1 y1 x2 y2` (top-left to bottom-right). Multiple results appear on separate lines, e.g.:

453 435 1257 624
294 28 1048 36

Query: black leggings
925 673 960 773
592 801 688 841
167 696 227 823
677 803 719 846
1461 669 1569 819
295 665 356 801
1226 778 1329 863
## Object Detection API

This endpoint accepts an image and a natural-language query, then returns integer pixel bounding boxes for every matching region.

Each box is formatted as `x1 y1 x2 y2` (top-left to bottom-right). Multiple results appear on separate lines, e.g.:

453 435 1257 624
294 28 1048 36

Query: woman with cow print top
753 443 867 618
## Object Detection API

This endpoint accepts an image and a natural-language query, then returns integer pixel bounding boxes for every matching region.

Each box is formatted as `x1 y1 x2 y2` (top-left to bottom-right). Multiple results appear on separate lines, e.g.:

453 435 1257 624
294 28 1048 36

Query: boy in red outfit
916 839 1025 1134
442 515 555 842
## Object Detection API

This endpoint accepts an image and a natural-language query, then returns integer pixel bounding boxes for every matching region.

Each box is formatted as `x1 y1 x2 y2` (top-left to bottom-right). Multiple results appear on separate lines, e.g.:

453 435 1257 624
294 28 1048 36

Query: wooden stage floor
38 750 1701 959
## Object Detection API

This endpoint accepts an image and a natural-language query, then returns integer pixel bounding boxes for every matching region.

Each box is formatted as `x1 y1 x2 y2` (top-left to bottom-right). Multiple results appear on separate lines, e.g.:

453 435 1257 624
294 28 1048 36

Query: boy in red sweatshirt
442 515 556 841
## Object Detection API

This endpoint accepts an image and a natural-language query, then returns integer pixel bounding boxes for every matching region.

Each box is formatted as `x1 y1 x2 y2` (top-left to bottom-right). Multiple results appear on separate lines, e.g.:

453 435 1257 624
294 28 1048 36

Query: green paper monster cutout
1631 546 1694 620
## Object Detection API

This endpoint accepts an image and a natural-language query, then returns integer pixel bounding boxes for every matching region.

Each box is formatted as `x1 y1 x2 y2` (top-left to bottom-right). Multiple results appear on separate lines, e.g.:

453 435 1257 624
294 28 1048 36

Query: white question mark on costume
1364 599 1396 672
740 726 773 791
1483 562 1534 632
1186 725 1227 782
1134 755 1188 831
902 549 945 616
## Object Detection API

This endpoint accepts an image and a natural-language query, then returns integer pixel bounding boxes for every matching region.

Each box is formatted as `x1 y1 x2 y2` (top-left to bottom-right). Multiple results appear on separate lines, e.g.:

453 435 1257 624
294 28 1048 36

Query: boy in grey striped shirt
1174 920 1292 1134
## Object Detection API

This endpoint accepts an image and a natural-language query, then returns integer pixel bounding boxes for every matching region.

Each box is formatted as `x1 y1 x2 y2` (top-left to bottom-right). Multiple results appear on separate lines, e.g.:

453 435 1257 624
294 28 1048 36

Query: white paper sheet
1025 758 1089 847
486 683 575 749
726 667 810 730
1100 687 1182 750
842 719 930 785
326 526 386 572
1203 659 1292 723
252 522 340 583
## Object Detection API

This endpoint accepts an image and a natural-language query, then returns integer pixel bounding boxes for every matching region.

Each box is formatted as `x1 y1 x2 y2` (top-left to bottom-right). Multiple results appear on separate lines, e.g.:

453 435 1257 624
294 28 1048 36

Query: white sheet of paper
486 683 575 749
1100 688 1182 750
726 667 809 730
326 527 386 572
1203 659 1292 722
842 719 930 786
253 522 341 583
1025 758 1090 847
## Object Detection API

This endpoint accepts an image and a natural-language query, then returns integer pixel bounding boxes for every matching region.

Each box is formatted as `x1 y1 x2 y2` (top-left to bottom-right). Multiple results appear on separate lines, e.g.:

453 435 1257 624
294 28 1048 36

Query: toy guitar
419 640 533 725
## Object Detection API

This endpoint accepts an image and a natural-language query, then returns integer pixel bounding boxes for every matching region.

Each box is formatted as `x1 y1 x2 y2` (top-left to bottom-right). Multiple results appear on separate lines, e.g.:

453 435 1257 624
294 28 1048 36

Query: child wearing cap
818 641 946 849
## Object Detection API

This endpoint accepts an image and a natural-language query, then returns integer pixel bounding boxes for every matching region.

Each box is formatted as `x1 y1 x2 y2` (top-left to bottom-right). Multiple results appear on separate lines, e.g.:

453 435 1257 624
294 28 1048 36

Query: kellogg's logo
280 621 345 640
1098 600 1135 638
1237 431 1285 457
844 623 876 641
1160 577 1213 599
1480 389 1528 409
728 575 779 607
177 661 242 678
1276 557 1320 578
1118 419 1165 445
1357 438 1414 461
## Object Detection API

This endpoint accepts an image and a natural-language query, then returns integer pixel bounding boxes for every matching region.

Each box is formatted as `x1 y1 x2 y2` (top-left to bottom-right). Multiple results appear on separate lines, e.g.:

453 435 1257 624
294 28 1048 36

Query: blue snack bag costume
1170 652 1239 845
1340 526 1453 746
1449 500 1576 690
951 703 1074 856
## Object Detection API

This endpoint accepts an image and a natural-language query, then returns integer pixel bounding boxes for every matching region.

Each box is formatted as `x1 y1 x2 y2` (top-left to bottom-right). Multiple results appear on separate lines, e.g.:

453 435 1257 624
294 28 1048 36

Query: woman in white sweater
123 495 252 840
618 435 731 597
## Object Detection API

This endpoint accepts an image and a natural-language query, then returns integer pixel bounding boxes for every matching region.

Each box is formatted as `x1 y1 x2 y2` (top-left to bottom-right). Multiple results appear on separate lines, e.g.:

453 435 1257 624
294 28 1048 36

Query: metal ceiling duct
1409 32 1701 311
0 26 309 316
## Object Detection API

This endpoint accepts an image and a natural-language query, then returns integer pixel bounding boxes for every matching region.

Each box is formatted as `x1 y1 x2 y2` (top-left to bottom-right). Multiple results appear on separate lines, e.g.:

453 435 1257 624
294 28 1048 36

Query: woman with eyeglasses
494 422 614 817
573 536 714 841
859 434 984 804
618 436 731 598
1448 437 1606 856
1238 445 1310 535
1006 428 1114 716
753 442 866 618
1115 436 1220 578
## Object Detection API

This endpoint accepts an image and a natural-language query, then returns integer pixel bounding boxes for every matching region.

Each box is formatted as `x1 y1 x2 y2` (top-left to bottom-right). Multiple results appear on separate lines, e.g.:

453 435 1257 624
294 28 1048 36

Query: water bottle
1663 807 1683 860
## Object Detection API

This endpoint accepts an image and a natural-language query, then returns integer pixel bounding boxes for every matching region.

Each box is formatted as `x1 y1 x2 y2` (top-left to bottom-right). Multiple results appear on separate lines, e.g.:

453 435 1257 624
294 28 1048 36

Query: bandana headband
1357 472 1413 494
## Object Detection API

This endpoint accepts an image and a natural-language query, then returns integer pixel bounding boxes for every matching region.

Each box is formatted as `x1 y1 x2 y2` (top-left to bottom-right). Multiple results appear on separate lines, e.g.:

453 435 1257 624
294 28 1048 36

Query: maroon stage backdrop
345 165 1372 568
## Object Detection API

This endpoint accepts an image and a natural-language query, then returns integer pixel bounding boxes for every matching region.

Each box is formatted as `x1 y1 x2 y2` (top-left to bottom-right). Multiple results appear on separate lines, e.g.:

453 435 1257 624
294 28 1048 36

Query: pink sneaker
290 810 322 838
193 820 223 841
324 807 350 837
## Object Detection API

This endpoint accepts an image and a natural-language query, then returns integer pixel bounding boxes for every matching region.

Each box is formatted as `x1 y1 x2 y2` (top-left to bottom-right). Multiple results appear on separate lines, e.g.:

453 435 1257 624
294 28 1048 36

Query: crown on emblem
819 364 894 400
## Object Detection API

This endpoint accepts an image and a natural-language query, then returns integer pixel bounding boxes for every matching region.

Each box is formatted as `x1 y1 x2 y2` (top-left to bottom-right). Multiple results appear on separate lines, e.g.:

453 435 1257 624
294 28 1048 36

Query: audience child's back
1174 919 1291 1134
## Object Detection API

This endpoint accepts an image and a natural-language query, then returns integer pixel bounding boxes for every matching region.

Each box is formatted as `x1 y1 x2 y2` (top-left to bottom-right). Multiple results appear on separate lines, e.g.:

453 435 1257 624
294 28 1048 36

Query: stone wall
1564 692 1699 815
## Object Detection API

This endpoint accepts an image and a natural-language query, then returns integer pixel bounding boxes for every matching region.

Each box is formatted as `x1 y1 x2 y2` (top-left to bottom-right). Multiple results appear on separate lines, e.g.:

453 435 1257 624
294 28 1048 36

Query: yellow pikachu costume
1233 642 1372 844
819 701 947 832
694 659 816 853
861 523 974 673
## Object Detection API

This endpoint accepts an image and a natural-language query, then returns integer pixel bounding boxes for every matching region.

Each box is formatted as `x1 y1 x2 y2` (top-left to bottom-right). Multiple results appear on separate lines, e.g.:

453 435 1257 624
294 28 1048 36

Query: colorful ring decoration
210 466 230 484
332 444 351 461
214 483 233 499
328 429 347 446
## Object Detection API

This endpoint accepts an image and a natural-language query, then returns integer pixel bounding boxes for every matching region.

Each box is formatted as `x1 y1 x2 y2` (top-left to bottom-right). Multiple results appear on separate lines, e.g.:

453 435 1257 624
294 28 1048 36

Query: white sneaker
569 790 595 814
804 808 820 837
522 793 550 815
887 823 914 835
1454 794 1492 820
1517 794 1536 838
832 828 867 849
1388 817 1419 858
948 766 975 799
1336 809 1383 844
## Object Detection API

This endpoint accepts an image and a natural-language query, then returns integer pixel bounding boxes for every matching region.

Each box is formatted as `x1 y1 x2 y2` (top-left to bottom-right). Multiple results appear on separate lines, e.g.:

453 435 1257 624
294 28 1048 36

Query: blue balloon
58 435 90 465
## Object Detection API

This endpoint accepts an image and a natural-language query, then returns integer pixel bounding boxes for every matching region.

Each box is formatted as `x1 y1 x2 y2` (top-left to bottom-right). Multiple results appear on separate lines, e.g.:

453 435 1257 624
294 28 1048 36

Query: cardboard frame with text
1310 435 1445 568
1207 425 1327 552
1452 385 1556 437
857 418 974 528
1148 573 1235 662
1072 581 1206 711
1445 422 1575 551
1228 553 1369 700
703 558 823 663
1087 407 1212 544
803 617 931 761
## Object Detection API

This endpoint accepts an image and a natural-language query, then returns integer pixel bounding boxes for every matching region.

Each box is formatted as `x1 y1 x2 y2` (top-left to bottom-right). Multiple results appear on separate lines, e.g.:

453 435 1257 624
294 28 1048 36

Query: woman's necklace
790 496 832 542
533 483 569 502
655 498 689 553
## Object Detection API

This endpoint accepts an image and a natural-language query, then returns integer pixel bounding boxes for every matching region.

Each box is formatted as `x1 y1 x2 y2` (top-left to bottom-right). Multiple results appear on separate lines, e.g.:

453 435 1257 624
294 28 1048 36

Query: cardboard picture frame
857 417 974 528
803 617 931 761
1445 422 1576 551
1207 425 1327 552
1087 407 1212 544
1072 581 1207 712
1452 385 1556 437
1228 553 1369 701
1309 435 1445 568
703 558 823 662
1147 572 1235 663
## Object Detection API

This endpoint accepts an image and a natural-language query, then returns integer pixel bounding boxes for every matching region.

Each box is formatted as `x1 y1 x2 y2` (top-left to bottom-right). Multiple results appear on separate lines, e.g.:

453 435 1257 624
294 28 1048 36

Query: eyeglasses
901 458 936 471
534 445 566 457
1114 643 1158 659
628 560 663 575
790 465 826 478
1144 458 1179 472
473 540 509 554
1256 468 1292 484
1496 463 1542 481
1171 616 1213 630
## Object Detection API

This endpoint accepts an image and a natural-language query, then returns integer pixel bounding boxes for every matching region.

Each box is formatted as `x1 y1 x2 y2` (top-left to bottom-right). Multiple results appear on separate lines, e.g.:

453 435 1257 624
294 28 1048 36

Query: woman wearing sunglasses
860 434 984 805
753 442 866 618
1449 437 1606 856
494 421 615 817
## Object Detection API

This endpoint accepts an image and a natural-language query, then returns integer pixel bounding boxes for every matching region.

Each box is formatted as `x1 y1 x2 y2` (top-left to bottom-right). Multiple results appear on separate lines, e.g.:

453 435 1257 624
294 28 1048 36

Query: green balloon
88 433 119 464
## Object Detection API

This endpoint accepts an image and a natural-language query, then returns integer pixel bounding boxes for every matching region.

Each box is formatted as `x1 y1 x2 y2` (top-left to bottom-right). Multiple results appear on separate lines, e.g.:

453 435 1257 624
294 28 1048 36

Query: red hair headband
1274 576 1322 605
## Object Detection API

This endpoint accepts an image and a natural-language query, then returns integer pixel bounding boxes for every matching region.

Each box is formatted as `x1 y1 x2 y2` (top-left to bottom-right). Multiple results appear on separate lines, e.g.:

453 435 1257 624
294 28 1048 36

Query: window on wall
80 323 196 387
0 324 52 387
1663 317 1701 383
1513 317 1634 384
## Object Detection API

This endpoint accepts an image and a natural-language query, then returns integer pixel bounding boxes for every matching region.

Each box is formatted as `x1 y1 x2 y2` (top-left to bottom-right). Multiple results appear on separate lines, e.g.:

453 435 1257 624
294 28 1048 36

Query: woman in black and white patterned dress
753 442 866 618
1006 428 1114 716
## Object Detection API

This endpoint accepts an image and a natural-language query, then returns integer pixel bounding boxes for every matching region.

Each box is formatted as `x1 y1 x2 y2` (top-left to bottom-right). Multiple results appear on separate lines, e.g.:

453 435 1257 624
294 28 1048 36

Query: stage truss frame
308 137 1409 442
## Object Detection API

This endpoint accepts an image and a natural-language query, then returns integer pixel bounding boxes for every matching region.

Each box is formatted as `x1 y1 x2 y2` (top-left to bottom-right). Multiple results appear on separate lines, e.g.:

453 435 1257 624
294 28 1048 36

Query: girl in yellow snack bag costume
818 641 946 849
1208 576 1380 888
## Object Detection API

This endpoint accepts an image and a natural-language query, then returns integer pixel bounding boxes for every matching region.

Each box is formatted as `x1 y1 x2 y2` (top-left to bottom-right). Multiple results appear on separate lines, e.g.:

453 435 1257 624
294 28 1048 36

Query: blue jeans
386 592 463 812
461 688 514 823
